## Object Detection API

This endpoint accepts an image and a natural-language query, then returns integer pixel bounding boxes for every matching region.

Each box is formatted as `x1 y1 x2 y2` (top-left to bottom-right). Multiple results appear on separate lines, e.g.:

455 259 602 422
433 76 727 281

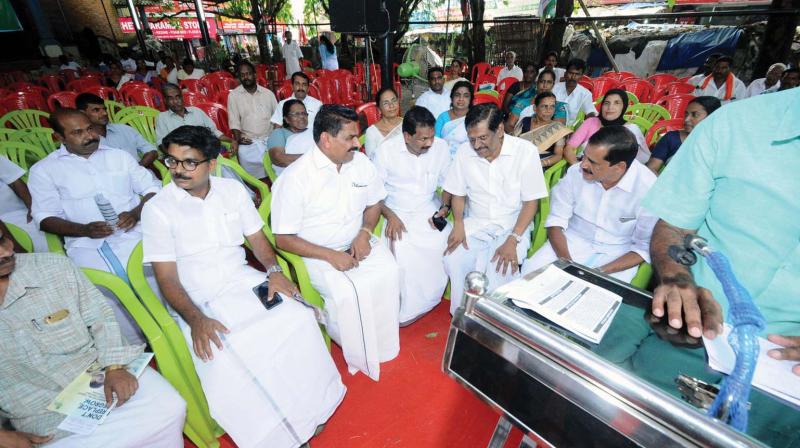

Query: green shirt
0 254 142 439
642 88 800 335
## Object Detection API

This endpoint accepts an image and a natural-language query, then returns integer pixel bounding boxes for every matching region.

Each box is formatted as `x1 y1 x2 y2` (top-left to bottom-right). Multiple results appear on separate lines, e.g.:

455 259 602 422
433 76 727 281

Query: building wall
41 0 127 42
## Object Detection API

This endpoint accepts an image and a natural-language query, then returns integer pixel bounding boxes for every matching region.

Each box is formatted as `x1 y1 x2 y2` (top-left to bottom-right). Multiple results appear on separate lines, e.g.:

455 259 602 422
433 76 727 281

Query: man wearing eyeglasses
270 72 322 128
27 109 161 345
142 125 345 447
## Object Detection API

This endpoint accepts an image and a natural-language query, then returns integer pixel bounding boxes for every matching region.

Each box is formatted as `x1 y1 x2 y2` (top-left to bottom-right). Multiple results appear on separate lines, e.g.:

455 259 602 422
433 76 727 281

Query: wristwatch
265 264 283 277
104 364 126 372
509 232 523 244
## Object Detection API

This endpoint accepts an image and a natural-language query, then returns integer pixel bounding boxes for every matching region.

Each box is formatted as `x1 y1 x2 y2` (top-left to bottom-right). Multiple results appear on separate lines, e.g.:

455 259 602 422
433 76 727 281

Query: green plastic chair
0 129 17 141
529 159 569 256
626 103 671 124
571 110 585 130
261 150 279 184
116 106 159 145
0 141 48 180
630 262 653 290
0 109 50 130
5 222 33 253
12 128 59 153
104 100 126 123
624 115 654 135
126 244 224 448
45 232 66 255
593 92 639 111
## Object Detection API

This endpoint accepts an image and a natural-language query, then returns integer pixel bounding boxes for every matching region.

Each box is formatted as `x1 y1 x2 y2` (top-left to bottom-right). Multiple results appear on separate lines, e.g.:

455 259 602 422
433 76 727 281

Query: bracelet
359 227 372 235
105 364 126 372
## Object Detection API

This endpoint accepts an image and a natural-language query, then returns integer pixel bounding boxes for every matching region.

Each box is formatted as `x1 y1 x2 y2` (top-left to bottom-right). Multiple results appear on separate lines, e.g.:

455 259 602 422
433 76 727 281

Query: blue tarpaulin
656 28 742 70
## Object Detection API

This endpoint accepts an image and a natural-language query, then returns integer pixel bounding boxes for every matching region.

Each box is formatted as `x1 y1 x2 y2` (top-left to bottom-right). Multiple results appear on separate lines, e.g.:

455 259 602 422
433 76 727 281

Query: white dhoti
237 139 268 179
382 209 448 324
184 267 345 448
444 225 531 315
304 240 401 381
47 368 187 448
521 229 638 282
1 209 48 252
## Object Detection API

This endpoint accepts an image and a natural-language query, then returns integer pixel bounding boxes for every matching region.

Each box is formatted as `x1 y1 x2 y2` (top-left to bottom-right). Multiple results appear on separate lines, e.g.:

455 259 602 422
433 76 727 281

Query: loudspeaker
329 0 400 35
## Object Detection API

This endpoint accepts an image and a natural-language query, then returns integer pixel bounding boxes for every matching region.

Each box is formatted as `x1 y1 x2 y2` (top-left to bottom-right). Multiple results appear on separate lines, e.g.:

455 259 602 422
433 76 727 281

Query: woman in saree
364 87 403 159
518 92 573 168
506 69 567 133
434 80 473 155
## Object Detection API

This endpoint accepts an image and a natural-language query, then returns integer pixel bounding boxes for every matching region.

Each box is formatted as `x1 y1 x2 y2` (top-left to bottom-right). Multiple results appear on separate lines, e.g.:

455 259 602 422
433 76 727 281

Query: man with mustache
442 103 548 315
521 126 658 282
0 227 187 447
27 109 161 344
553 58 596 126
372 106 452 325
271 105 401 381
271 71 322 128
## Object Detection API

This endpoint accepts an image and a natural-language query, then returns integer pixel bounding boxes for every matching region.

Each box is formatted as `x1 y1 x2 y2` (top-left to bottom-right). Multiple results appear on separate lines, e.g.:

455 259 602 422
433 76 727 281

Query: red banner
118 17 218 40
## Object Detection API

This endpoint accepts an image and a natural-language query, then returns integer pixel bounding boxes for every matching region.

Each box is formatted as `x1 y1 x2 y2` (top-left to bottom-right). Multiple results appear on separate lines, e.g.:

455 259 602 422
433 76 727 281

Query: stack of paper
495 265 623 344
704 325 800 408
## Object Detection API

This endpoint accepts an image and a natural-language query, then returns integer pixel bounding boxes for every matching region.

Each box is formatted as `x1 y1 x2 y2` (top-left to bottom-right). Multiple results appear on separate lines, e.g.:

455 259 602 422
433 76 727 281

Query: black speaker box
329 0 400 35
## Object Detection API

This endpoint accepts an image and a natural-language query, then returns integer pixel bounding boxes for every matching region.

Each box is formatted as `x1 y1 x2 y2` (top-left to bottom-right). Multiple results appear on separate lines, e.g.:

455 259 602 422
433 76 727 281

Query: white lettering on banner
117 17 217 40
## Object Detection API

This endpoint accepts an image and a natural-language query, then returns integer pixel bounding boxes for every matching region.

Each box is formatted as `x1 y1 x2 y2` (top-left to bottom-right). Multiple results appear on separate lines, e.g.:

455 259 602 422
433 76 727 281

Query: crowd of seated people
1 49 799 448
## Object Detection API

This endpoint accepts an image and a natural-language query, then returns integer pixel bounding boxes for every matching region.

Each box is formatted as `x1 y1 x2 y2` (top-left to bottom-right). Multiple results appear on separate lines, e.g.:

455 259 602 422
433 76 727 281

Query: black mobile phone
252 280 283 310
431 213 447 232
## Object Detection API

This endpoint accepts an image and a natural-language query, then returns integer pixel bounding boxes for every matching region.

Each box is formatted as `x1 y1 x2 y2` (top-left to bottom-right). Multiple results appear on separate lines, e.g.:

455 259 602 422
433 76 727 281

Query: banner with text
118 17 217 40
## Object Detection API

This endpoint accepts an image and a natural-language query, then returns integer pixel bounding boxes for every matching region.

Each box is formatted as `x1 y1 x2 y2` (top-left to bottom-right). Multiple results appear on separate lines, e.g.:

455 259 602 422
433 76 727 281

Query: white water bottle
94 193 119 229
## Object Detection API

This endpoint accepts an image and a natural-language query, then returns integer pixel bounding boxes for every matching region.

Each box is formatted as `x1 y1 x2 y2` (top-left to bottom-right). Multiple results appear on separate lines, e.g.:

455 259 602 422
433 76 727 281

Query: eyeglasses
380 98 399 107
287 111 309 118
163 156 210 172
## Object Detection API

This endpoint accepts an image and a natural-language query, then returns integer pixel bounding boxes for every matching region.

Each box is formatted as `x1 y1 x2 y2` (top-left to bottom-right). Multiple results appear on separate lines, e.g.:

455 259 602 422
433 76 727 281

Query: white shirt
0 156 26 215
553 82 595 126
693 75 747 103
546 162 658 262
442 135 548 235
688 73 706 87
100 123 156 160
28 145 161 250
60 62 81 71
142 177 264 296
271 146 386 251
745 78 781 98
284 128 316 160
155 60 166 74
415 89 452 119
281 41 303 79
373 134 451 213
498 65 523 83
270 94 323 126
538 66 566 82
177 68 205 80
121 58 136 73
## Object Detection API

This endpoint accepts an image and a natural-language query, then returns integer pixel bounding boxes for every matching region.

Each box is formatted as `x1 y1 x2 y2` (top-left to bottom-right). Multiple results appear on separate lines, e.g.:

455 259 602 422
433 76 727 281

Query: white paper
495 265 623 344
704 324 800 408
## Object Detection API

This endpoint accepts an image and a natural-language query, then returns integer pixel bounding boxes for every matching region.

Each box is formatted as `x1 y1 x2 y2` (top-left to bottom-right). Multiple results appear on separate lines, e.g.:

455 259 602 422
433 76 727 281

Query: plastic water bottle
94 193 119 229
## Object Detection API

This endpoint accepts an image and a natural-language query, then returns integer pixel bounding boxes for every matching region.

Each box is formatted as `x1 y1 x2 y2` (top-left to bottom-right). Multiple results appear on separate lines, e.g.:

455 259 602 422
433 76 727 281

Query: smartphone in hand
252 280 283 310
431 212 447 232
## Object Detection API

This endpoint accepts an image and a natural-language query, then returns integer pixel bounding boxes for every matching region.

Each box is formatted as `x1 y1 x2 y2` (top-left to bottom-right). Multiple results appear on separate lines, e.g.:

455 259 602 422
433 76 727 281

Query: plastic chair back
104 100 126 123
311 78 337 104
2 92 49 112
473 91 501 107
182 91 207 107
12 127 58 153
655 94 695 120
617 71 638 80
591 77 619 101
0 109 50 130
194 102 230 137
276 82 293 101
470 62 492 83
529 160 568 256
626 103 671 124
647 73 678 93
125 87 166 111
645 118 684 148
0 141 48 178
59 69 80 81
664 82 695 96
212 90 230 107
81 85 120 101
577 80 594 94
619 79 654 103
116 106 159 144
47 91 78 110
5 222 33 253
39 74 65 93
474 73 497 89
623 114 654 134
355 102 381 128
180 79 205 95
66 78 102 92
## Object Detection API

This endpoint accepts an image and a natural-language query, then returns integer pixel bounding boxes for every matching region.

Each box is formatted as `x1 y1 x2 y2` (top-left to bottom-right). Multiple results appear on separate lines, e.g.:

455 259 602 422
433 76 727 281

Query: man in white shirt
281 31 304 80
497 51 523 83
538 51 566 82
271 105 401 381
143 125 345 447
687 53 723 87
693 56 747 104
177 58 205 81
373 107 452 325
415 67 451 119
77 93 158 167
522 126 657 282
746 62 785 97
228 61 279 179
27 109 161 344
442 104 548 314
270 72 322 127
119 50 136 73
58 54 81 71
156 84 235 149
553 59 597 126
154 50 167 74
0 157 47 252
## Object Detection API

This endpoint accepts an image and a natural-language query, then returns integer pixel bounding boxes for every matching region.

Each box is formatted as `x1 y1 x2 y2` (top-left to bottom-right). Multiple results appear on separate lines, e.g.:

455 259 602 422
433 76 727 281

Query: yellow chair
104 100 126 123
0 109 50 130
12 128 59 153
0 141 48 180
261 150 279 185
116 106 159 145
45 232 66 255
529 159 568 256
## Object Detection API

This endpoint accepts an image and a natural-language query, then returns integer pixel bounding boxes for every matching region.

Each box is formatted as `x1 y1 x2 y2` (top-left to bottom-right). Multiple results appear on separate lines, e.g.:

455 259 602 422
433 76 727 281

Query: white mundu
442 135 548 315
271 146 401 381
0 157 47 252
142 177 345 447
522 162 658 282
27 145 161 344
373 134 452 323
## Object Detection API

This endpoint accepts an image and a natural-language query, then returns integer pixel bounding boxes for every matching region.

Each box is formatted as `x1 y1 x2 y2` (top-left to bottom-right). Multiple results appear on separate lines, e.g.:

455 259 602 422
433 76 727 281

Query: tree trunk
250 1 272 63
753 0 800 78
545 0 574 59
469 0 485 63
460 0 472 64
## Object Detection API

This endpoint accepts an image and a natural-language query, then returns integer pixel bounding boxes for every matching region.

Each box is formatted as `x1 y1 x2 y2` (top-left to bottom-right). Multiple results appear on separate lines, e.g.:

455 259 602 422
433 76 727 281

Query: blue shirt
642 89 800 334
649 130 683 163
100 123 156 161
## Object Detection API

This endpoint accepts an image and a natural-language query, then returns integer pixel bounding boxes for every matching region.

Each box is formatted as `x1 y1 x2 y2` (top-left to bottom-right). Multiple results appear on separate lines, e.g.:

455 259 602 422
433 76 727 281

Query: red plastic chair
275 82 293 101
47 91 78 110
490 66 504 78
205 71 235 80
311 78 337 104
591 77 619 101
619 79 654 103
617 71 638 81
655 94 695 120
600 71 622 81
647 73 678 94
80 85 120 101
332 72 362 107
194 102 230 137
578 79 594 94
118 82 150 104
39 75 65 93
470 62 492 83
67 78 102 92
645 118 684 148
213 90 231 107
473 91 501 107
125 87 166 111
355 102 381 128
2 91 49 112
474 73 497 89
8 82 48 95
180 79 204 94
60 69 80 81
182 91 207 107
664 82 696 97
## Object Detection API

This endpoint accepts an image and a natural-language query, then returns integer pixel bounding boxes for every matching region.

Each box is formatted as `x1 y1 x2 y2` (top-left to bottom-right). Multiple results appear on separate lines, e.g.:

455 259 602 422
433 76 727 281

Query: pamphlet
494 265 623 344
47 353 153 435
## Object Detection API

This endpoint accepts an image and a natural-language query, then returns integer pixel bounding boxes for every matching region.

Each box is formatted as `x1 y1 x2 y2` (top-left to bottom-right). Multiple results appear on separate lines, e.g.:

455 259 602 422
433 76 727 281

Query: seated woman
501 63 537 116
444 58 468 90
506 69 567 133
267 99 309 178
563 89 648 165
518 92 573 169
435 80 473 155
645 96 721 174
364 87 403 159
